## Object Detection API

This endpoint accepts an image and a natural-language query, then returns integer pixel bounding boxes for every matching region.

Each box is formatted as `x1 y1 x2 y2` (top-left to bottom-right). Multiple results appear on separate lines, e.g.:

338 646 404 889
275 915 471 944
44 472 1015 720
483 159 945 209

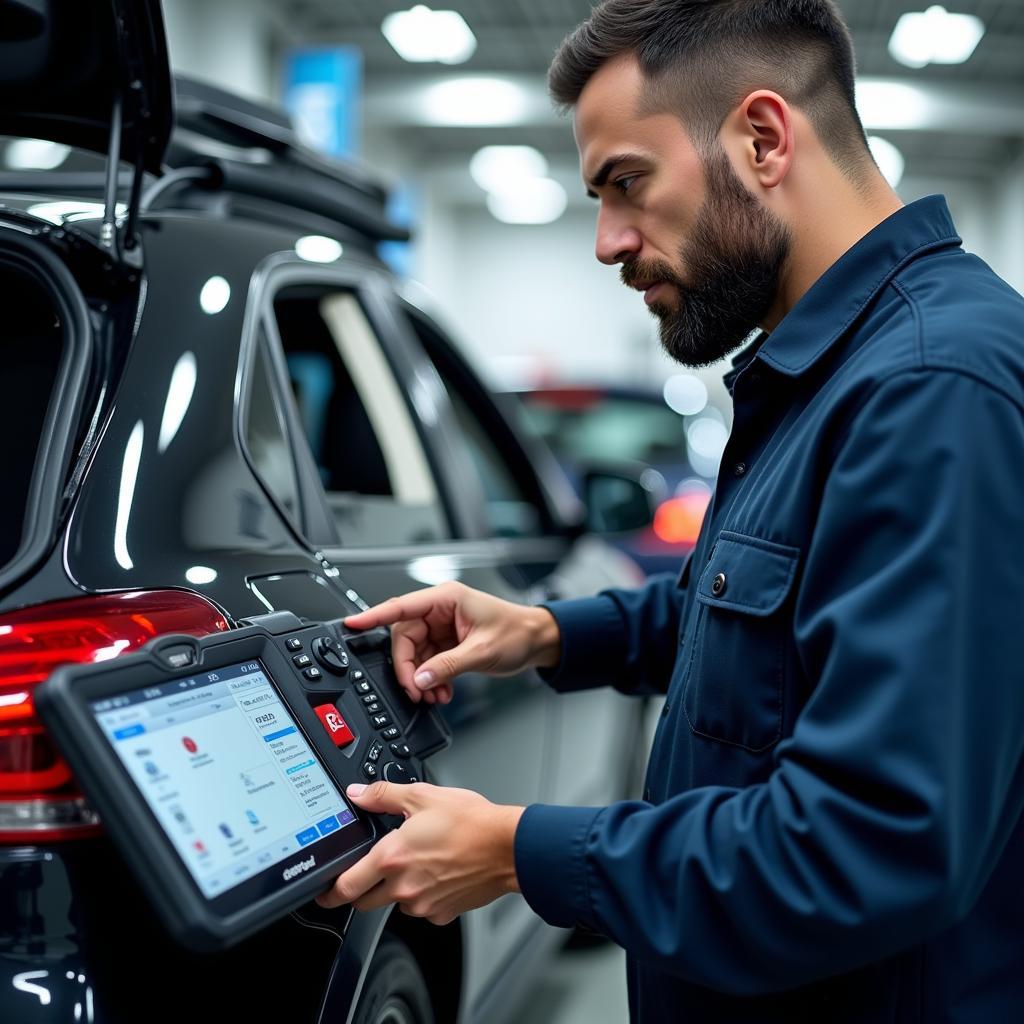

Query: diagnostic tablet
36 611 450 951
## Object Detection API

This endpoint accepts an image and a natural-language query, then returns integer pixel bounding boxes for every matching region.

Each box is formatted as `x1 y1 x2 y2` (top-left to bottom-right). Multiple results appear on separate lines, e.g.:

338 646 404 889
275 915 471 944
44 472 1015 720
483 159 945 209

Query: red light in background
652 491 711 547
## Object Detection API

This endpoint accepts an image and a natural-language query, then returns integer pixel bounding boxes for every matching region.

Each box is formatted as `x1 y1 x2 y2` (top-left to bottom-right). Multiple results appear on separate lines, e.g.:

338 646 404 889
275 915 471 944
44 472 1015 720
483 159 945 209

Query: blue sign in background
284 47 363 157
283 46 416 277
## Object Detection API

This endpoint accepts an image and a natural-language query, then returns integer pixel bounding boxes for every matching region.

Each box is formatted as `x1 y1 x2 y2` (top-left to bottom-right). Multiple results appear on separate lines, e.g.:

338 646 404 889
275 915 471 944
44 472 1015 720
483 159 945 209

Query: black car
0 4 647 1022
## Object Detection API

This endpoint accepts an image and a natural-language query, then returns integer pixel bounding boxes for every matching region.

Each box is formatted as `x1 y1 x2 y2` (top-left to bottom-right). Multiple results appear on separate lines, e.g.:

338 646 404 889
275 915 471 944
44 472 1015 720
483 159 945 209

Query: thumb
347 780 417 816
412 646 475 692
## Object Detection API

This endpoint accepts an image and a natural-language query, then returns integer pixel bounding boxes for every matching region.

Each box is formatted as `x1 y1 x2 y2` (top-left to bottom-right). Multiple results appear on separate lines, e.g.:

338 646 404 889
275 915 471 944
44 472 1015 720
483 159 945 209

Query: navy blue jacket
515 197 1024 1022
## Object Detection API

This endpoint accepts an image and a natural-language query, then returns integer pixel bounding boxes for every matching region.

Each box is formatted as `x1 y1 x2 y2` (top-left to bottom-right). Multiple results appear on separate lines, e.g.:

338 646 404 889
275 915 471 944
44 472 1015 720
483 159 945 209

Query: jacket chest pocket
682 532 799 753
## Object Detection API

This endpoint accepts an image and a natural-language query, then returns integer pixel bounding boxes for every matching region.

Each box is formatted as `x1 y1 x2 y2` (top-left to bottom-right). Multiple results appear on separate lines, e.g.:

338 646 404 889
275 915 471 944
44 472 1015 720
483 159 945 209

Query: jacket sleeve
515 370 1024 994
538 560 691 696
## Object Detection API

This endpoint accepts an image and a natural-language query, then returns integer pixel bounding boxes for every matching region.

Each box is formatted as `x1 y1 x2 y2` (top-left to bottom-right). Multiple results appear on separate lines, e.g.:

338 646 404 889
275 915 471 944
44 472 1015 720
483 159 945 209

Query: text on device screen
91 661 356 899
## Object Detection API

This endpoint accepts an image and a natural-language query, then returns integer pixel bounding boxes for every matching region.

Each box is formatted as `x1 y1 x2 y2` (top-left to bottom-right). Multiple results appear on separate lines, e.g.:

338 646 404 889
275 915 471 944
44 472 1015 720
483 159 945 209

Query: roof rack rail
164 76 409 243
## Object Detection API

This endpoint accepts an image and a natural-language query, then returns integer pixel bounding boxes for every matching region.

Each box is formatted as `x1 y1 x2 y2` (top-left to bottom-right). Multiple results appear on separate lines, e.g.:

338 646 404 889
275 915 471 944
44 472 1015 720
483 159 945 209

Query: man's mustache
620 258 679 290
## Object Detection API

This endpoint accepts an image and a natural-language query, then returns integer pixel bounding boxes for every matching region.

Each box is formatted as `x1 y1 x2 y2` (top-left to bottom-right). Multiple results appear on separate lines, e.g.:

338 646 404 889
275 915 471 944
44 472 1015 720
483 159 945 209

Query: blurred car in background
503 385 717 575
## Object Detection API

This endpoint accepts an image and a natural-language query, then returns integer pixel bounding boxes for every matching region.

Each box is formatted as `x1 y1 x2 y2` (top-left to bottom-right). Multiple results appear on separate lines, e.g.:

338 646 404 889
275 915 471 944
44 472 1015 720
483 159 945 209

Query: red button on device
314 704 355 747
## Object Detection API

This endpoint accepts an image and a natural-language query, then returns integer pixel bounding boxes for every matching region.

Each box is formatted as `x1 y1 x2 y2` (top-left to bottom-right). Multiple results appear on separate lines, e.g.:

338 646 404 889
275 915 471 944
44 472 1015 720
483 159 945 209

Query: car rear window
0 261 65 567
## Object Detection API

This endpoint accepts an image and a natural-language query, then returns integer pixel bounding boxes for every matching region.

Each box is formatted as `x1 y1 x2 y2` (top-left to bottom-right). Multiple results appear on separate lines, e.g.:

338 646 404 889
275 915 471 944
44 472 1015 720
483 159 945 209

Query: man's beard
620 145 791 368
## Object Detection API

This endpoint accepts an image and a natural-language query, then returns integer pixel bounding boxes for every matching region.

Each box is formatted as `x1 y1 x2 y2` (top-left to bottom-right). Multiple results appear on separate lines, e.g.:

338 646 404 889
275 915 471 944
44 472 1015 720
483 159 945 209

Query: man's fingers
421 682 453 705
391 623 431 699
316 847 385 909
344 588 451 631
347 779 424 816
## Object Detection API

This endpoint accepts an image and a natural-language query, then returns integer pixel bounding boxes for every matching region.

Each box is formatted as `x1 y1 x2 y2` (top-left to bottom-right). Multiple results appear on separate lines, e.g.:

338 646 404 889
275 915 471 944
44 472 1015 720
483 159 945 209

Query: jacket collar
754 194 961 378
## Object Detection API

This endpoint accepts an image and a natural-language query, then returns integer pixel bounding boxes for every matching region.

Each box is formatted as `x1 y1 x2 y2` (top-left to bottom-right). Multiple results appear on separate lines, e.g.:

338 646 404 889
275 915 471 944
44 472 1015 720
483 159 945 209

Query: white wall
162 0 274 102
412 203 671 389
990 150 1024 294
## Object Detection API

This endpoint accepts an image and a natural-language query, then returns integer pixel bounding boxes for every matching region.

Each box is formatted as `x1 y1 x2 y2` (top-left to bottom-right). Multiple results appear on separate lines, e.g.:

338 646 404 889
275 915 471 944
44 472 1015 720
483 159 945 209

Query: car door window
242 328 302 527
404 308 548 539
273 286 449 547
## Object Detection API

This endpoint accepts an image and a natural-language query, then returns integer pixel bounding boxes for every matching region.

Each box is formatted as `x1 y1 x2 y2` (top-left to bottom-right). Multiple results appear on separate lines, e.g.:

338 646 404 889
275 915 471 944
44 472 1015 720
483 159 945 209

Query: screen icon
182 736 198 754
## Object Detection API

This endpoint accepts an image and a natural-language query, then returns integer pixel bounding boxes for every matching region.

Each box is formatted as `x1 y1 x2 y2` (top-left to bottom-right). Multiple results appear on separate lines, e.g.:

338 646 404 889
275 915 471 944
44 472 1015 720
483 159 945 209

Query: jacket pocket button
711 572 727 596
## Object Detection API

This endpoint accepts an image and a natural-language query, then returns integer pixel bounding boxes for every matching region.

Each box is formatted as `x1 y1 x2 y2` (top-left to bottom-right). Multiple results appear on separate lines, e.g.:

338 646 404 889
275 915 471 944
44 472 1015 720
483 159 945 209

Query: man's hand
315 781 525 926
343 582 561 706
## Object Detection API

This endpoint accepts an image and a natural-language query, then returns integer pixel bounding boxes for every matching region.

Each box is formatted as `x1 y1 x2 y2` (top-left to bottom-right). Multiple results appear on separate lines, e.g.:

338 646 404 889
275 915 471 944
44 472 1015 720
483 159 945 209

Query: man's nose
595 211 642 266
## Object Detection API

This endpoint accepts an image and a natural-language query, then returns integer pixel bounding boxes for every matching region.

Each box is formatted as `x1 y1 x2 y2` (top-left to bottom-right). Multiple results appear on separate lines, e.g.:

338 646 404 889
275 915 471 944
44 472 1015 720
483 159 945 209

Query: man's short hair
549 0 871 180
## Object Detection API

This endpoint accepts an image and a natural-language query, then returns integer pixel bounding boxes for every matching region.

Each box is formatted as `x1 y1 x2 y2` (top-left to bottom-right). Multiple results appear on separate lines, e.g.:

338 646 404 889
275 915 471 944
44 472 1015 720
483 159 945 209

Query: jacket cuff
537 596 627 693
514 803 605 929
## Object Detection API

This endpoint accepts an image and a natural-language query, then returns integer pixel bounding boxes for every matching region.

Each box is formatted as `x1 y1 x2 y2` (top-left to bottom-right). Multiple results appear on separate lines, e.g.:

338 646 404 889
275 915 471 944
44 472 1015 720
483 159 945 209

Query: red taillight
0 590 229 843
650 491 711 547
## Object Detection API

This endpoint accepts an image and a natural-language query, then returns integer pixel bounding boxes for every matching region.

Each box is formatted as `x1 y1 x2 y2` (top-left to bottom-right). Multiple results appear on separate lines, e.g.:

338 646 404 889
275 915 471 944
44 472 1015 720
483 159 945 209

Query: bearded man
318 2 1024 1020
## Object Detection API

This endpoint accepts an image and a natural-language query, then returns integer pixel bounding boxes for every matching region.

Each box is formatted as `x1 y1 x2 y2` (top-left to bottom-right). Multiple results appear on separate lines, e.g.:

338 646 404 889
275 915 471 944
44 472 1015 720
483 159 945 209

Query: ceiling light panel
888 6 985 69
382 5 477 65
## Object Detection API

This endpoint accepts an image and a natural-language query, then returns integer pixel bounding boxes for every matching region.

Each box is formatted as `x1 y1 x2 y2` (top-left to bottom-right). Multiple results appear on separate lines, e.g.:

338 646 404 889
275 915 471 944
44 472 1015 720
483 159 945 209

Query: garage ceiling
267 0 1024 181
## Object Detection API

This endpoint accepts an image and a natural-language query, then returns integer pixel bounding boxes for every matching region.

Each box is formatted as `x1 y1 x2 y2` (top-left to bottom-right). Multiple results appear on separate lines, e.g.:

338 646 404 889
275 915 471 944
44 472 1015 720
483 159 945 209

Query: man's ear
730 90 794 190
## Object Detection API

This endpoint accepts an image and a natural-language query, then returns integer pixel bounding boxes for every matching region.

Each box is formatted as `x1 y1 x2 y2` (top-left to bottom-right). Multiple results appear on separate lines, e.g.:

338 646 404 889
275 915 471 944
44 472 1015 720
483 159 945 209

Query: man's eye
614 175 640 194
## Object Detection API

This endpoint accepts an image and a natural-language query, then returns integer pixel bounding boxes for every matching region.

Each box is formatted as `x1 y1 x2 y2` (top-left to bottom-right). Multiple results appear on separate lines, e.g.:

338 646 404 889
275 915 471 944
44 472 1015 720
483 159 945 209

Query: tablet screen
90 660 357 899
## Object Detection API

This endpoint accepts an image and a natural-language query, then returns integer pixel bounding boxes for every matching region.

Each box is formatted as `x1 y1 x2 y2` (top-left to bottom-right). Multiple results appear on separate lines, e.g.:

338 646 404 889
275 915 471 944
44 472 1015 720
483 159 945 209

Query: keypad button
303 666 323 681
360 693 379 705
381 726 400 741
389 742 412 759
352 670 365 682
312 636 349 676
362 761 378 780
367 741 384 763
371 713 392 729
365 701 382 715
382 761 413 785
293 653 312 668
355 680 372 694
313 705 354 747
286 638 303 652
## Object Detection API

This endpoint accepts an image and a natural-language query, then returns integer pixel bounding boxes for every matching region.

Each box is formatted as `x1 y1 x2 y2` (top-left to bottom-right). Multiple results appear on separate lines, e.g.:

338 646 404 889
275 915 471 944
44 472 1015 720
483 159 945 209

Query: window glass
405 310 544 539
519 393 687 466
273 286 449 547
243 331 301 525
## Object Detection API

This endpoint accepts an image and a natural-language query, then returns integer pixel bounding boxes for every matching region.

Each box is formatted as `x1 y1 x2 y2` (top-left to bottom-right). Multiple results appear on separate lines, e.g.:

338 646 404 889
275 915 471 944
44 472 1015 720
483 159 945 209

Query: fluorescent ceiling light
889 6 985 68
470 146 548 193
422 78 528 126
486 178 567 225
855 81 929 130
5 138 70 170
382 5 477 65
867 136 906 188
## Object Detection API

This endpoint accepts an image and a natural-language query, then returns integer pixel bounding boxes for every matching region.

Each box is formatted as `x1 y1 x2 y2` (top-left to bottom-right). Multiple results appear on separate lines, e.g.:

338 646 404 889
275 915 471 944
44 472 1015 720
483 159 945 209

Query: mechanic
316 1 1024 1019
